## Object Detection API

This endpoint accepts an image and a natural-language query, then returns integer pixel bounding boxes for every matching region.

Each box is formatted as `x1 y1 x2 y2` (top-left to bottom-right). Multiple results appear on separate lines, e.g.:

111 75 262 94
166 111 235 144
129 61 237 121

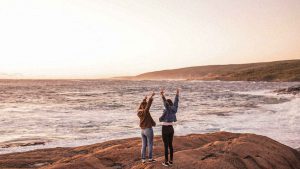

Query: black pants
162 125 174 162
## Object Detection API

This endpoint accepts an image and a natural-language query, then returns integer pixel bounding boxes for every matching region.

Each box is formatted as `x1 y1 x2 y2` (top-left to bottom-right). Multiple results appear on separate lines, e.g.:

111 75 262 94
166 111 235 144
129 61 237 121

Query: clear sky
0 0 299 78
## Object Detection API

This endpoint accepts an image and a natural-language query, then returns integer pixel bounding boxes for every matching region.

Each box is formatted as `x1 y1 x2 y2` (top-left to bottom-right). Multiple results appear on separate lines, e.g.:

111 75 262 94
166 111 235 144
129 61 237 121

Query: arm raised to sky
173 88 179 112
160 89 169 109
145 92 155 112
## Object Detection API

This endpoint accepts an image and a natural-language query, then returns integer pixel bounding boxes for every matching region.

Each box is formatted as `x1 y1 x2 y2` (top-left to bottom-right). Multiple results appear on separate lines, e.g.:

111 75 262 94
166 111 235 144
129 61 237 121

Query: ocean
0 80 299 154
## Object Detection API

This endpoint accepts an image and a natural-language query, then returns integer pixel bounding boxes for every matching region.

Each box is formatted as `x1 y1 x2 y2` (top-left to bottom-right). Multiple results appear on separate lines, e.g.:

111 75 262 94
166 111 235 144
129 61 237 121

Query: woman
159 89 179 167
137 92 156 163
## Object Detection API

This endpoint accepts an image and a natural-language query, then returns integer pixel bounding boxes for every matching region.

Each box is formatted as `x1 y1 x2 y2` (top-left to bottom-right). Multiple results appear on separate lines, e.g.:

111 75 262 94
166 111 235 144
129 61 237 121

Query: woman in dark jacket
159 89 179 167
137 92 156 163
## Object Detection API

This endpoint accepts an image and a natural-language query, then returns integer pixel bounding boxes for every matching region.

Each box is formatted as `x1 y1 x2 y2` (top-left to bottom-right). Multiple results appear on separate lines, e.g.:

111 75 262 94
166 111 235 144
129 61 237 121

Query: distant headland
118 59 300 82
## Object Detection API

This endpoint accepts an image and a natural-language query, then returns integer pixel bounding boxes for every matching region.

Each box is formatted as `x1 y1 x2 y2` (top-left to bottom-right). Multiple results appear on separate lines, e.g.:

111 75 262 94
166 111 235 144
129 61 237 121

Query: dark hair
167 99 173 106
139 101 147 109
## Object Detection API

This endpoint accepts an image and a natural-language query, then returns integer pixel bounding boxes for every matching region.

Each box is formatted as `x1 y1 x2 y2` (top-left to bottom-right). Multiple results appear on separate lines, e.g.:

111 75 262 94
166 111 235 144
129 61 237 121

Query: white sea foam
0 80 299 154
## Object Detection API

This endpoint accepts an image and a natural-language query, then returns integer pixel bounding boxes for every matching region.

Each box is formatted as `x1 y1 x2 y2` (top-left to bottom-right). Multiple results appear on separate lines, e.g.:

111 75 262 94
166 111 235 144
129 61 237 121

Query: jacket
137 98 156 129
159 94 179 122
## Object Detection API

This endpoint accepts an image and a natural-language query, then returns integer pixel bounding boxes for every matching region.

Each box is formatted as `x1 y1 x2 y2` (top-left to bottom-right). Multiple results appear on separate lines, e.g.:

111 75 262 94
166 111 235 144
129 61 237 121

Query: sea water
0 80 299 154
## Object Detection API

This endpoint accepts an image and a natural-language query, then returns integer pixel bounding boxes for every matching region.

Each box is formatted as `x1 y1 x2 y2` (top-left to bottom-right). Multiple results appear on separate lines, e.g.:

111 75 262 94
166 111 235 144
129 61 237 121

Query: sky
0 0 300 78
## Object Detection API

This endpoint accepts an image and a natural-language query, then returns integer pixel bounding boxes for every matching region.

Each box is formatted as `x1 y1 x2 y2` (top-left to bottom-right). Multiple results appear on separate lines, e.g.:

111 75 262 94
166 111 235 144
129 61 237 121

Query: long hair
167 99 173 106
138 100 147 111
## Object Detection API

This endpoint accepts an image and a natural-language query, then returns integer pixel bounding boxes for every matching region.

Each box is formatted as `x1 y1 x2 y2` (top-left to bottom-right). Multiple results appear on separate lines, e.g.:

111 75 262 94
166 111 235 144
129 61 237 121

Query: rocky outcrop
275 85 300 95
0 132 299 169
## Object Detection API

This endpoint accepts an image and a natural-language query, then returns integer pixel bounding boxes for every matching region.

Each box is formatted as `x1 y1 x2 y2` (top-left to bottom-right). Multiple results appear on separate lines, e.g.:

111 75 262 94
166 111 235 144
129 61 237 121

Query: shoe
168 161 173 166
162 161 169 167
142 159 146 163
148 159 156 163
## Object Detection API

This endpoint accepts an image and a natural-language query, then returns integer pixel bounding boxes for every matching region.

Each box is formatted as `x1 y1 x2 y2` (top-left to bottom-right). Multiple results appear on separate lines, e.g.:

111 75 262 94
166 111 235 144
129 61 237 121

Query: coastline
0 132 299 169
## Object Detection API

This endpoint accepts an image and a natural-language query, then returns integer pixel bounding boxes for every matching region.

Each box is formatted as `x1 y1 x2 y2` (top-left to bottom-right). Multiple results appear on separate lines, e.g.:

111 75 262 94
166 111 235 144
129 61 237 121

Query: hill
132 59 300 81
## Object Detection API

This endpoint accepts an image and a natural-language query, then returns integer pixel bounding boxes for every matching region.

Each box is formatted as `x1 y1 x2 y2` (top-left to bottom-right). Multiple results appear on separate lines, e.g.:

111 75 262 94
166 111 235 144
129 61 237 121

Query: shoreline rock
0 132 299 169
274 85 300 95
0 141 46 149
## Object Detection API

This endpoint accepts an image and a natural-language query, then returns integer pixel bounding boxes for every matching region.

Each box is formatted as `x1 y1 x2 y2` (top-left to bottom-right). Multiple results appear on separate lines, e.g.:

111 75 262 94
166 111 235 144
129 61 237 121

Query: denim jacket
159 94 179 122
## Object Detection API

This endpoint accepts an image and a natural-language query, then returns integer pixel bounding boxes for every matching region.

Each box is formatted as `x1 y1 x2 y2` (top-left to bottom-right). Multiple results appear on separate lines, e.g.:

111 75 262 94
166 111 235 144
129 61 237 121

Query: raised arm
173 88 179 111
137 96 147 112
145 92 155 112
160 89 169 109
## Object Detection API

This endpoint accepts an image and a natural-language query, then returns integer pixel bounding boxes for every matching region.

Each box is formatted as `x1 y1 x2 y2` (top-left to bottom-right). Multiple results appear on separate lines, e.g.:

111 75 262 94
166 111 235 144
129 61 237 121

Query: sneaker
148 159 156 163
162 161 169 167
168 161 173 166
142 159 146 163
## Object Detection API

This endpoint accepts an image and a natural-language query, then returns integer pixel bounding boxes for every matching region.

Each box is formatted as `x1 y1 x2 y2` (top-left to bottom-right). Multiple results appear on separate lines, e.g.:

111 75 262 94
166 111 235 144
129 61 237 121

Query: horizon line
1 58 299 80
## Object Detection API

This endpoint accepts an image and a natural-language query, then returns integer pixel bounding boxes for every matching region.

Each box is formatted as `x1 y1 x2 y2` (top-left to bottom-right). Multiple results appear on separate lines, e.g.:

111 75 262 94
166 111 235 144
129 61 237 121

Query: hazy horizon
1 0 300 78
0 58 299 79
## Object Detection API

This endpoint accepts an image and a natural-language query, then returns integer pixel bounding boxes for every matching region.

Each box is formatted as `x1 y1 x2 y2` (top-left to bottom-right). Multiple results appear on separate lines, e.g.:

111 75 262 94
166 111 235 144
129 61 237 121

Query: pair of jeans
162 125 174 162
141 127 154 159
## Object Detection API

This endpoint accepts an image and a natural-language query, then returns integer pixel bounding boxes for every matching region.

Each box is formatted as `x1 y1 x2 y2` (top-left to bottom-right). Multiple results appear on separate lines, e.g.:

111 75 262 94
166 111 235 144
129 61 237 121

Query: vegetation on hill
133 59 300 82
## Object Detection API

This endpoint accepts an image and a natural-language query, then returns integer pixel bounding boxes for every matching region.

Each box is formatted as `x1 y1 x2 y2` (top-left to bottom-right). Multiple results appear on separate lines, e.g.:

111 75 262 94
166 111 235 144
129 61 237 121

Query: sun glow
0 0 300 78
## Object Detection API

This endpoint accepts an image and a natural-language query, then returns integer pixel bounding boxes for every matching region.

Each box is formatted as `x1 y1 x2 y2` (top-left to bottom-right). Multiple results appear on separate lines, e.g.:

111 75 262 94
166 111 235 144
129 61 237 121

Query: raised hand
151 91 155 97
176 88 180 95
160 89 165 96
144 95 148 100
